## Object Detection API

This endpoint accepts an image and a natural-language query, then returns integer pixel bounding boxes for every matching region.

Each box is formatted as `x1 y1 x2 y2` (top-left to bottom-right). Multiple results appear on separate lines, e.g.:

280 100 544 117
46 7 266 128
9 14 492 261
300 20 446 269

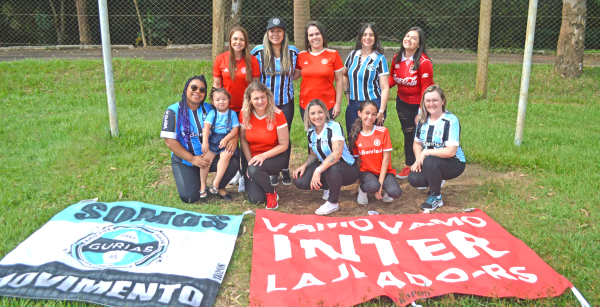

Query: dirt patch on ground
160 146 524 215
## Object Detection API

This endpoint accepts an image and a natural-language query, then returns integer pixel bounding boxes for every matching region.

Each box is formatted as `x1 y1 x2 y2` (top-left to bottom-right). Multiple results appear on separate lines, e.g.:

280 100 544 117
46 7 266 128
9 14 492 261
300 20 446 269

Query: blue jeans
345 98 384 136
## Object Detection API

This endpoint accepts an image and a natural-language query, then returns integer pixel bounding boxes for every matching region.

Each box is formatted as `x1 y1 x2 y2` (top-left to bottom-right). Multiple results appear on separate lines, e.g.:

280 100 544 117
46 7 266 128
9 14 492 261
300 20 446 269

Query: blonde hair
261 31 293 76
242 82 277 129
418 85 447 124
303 99 331 131
228 27 253 83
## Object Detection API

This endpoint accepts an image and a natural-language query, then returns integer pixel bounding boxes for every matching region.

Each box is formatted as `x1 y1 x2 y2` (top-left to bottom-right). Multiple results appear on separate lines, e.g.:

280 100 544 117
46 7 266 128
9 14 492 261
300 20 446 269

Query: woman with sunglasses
294 21 344 122
251 17 299 188
343 23 390 136
388 27 434 181
161 75 240 203
214 26 260 189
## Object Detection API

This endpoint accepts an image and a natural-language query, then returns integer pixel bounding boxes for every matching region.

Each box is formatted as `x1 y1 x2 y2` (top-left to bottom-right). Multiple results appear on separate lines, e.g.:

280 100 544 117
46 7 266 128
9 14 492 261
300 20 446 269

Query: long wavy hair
228 26 253 83
393 27 428 70
347 100 379 153
418 85 447 124
241 81 277 129
354 23 384 54
302 99 331 132
176 75 207 146
305 21 328 52
261 28 293 76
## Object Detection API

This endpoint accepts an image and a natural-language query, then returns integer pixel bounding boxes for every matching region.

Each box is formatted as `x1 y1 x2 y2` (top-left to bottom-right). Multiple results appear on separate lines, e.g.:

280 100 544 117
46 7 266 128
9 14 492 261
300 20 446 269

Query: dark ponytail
347 100 379 153
176 75 207 147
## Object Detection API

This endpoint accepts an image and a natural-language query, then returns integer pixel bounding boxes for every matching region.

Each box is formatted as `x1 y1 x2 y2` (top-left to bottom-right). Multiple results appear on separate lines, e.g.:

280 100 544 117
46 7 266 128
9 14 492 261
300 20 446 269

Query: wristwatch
315 167 323 173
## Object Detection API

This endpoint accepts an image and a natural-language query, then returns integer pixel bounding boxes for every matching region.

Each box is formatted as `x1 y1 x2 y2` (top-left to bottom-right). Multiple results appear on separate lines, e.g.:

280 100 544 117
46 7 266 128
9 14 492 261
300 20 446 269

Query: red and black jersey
388 53 434 105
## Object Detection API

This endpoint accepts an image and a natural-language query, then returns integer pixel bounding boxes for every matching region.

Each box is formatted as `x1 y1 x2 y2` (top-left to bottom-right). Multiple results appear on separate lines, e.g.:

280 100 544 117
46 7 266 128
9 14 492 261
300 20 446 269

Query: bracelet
378 109 385 114
315 167 323 173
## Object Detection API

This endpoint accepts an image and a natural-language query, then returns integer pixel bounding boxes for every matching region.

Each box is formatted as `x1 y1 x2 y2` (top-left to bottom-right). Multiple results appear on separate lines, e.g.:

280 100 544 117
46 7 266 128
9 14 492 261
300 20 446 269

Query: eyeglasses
190 85 206 93
424 99 442 104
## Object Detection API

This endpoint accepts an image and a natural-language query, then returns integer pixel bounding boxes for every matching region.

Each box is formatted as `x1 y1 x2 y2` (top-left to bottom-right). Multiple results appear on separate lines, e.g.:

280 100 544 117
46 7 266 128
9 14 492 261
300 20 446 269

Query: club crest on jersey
241 67 246 74
367 64 376 71
374 139 381 146
71 225 168 269
267 123 275 130
395 64 400 69
321 59 328 65
409 68 417 74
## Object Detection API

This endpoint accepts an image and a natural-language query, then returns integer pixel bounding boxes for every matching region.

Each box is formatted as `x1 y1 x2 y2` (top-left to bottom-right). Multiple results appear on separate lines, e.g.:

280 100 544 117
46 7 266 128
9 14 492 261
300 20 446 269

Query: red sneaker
266 191 279 210
396 166 411 179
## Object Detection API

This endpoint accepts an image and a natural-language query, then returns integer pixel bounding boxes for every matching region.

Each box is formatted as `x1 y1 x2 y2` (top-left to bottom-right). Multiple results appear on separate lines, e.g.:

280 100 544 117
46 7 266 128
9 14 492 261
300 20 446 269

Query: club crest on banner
71 225 168 269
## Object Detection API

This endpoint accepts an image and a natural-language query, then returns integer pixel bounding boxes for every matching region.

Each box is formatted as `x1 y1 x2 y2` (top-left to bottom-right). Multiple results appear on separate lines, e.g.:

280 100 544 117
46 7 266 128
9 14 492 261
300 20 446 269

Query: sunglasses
190 85 207 93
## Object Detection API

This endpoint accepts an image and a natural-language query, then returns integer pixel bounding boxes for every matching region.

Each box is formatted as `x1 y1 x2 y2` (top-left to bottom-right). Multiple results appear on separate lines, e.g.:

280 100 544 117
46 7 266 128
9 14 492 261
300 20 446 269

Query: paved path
2 47 599 66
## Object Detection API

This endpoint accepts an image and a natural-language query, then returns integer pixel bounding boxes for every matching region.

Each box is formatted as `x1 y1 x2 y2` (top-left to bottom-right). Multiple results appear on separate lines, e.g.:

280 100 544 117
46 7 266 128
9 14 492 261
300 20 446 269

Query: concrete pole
475 0 492 99
294 0 310 50
514 0 538 146
212 0 225 62
98 0 119 137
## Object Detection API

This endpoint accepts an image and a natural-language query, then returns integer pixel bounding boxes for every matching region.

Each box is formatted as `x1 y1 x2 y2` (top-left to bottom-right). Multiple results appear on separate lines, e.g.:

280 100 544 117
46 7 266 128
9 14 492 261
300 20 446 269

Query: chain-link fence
1 0 599 51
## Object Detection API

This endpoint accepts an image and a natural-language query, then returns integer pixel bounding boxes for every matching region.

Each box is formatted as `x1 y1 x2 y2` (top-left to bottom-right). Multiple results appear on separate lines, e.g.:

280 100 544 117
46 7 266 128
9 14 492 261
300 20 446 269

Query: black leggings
408 156 466 197
171 155 239 203
396 97 420 166
294 161 359 203
359 172 402 199
278 102 294 169
241 152 288 203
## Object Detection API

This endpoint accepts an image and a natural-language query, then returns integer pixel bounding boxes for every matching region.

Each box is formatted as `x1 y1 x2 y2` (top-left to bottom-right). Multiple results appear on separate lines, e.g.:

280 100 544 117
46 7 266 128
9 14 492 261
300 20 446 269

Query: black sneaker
270 174 279 186
420 194 444 210
281 169 292 185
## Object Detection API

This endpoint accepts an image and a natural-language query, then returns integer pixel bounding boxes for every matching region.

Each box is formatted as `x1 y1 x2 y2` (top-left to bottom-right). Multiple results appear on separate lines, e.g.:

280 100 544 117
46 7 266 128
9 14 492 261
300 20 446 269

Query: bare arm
377 74 390 125
164 138 210 168
293 69 302 81
239 127 253 163
247 126 290 166
214 77 223 88
317 140 344 171
332 69 344 119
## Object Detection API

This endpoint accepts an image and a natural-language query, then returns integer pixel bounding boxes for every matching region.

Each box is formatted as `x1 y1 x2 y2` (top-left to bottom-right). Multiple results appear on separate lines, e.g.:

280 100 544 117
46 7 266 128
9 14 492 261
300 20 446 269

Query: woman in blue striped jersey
251 17 299 187
342 23 390 135
293 99 359 215
409 85 466 211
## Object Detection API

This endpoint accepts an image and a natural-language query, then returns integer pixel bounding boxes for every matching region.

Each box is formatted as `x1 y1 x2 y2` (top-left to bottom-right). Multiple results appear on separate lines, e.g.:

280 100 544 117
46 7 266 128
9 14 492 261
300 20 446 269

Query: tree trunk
212 0 225 61
226 0 242 35
133 0 147 47
555 0 586 78
75 0 91 45
48 0 62 44
294 0 310 49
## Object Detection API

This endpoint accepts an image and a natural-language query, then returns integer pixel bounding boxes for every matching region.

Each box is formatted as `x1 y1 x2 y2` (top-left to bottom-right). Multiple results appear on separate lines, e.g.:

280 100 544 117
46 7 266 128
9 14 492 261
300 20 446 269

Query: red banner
249 209 572 306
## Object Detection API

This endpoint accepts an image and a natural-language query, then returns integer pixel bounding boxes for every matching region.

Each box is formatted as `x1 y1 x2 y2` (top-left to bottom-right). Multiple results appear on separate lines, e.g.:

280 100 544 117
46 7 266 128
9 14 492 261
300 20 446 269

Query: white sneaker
229 171 241 186
357 186 368 205
382 192 394 202
238 176 245 193
418 180 444 190
315 201 339 215
322 189 330 200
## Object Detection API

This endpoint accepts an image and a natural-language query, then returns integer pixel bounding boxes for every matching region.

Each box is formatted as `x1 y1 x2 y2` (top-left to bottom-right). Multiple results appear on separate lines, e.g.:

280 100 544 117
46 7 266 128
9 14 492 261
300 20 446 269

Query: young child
200 88 239 199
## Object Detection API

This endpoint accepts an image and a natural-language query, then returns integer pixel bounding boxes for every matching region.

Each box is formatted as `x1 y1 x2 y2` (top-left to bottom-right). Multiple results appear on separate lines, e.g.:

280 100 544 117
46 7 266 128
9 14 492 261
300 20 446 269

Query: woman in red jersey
213 26 261 114
347 101 402 205
388 27 434 180
294 21 344 121
239 82 289 210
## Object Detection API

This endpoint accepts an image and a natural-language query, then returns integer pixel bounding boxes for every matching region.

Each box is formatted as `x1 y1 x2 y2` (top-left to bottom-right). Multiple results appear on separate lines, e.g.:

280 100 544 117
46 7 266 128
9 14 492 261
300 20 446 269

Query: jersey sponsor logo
71 225 168 269
358 143 363 147
395 64 400 69
267 123 274 130
241 67 246 74
223 68 228 72
374 139 381 146
409 68 417 74
422 73 429 78
304 61 308 64
423 141 445 147
360 148 383 155
394 76 418 86
190 132 201 137
163 113 169 129
321 59 328 65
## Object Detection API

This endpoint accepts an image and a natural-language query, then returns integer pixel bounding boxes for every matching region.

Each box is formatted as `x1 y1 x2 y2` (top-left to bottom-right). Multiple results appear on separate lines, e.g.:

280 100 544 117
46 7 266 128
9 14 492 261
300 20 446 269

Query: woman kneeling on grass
347 100 402 205
239 82 289 209
161 75 239 203
200 88 239 200
409 85 466 211
293 99 359 215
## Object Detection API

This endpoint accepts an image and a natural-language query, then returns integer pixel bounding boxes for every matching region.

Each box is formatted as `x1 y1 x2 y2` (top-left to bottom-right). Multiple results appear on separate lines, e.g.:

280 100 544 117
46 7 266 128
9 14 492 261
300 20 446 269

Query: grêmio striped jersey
307 121 355 165
414 111 466 162
344 50 389 101
251 45 299 106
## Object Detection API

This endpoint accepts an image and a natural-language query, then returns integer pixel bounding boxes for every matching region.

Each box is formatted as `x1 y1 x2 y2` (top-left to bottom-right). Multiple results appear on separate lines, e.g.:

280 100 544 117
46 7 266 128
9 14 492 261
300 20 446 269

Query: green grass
0 59 599 306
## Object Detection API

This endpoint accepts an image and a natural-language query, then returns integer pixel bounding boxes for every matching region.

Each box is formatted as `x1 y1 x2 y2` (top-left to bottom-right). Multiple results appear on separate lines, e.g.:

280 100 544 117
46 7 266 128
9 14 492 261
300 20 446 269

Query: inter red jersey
352 126 395 175
388 53 434 105
240 108 288 157
295 49 344 110
213 51 261 112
